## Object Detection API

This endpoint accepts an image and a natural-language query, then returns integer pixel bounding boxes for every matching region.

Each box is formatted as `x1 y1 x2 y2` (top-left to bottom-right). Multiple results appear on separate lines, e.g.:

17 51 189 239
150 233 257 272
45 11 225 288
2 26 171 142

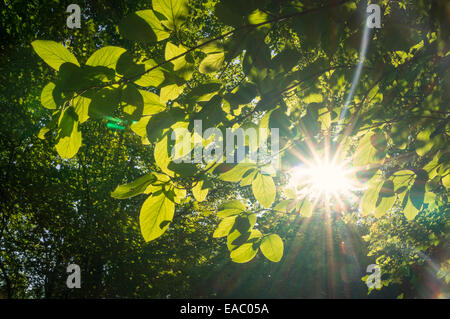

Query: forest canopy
0 0 448 298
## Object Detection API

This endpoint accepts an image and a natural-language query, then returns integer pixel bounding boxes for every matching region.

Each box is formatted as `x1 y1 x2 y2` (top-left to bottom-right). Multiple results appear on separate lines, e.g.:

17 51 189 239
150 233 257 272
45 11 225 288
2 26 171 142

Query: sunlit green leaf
31 40 79 70
199 52 224 74
160 84 184 104
73 96 90 123
219 163 256 182
111 173 156 199
41 82 58 109
55 120 81 159
230 242 259 263
86 46 127 69
260 234 283 262
140 191 175 242
217 200 246 218
154 134 173 176
153 0 189 30
192 180 209 202
119 10 170 43
213 216 236 238
252 173 276 208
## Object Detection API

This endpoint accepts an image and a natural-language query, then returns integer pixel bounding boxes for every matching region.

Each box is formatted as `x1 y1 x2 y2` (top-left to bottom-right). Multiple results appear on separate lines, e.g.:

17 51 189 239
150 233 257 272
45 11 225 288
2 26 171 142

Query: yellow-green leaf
192 180 209 202
153 0 189 30
298 198 312 217
213 216 236 238
217 200 246 218
219 163 256 182
354 131 386 167
31 40 79 70
140 191 175 242
154 134 173 176
199 52 224 74
86 46 127 69
111 173 156 199
140 90 165 115
73 96 90 123
260 234 283 262
165 42 188 71
230 242 259 263
160 84 184 104
403 195 419 220
131 116 151 137
119 10 170 43
252 173 276 208
55 121 82 159
41 82 58 109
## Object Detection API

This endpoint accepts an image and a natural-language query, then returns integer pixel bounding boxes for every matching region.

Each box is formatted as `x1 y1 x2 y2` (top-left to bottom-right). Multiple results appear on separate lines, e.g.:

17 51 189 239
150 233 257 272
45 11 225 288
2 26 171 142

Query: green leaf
199 52 224 74
217 200 246 218
86 46 127 69
111 173 156 199
160 84 184 104
73 96 90 123
132 59 165 87
298 198 312 217
213 216 236 238
248 9 269 25
227 228 261 254
192 180 209 202
260 234 283 262
443 174 450 189
273 200 294 214
391 170 415 193
415 127 434 156
119 10 170 43
252 173 276 208
41 82 58 109
303 93 323 103
403 194 419 220
131 116 151 137
218 163 256 182
139 90 165 115
214 0 245 27
186 82 221 102
57 107 76 137
361 177 384 216
165 42 188 71
55 120 82 159
354 132 386 167
38 127 50 140
374 180 395 217
146 108 185 143
154 134 173 176
409 175 426 211
153 0 189 30
240 168 257 186
31 40 80 70
140 191 175 242
374 196 395 218
230 242 259 263
171 187 187 204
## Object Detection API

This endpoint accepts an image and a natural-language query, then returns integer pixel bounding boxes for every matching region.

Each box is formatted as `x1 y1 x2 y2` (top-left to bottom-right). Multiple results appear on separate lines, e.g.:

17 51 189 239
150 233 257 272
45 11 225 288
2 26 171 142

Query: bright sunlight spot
288 158 358 201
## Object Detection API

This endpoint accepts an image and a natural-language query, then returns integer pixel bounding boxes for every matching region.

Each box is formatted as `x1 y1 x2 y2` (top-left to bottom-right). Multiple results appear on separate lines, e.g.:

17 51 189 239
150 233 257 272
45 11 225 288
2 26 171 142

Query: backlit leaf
111 173 156 199
140 191 175 242
252 173 276 208
31 40 79 70
260 234 283 262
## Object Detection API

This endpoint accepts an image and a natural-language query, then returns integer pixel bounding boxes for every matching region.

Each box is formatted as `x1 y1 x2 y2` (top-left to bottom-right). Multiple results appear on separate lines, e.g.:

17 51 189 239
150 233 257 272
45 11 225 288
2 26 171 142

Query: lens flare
287 157 360 207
